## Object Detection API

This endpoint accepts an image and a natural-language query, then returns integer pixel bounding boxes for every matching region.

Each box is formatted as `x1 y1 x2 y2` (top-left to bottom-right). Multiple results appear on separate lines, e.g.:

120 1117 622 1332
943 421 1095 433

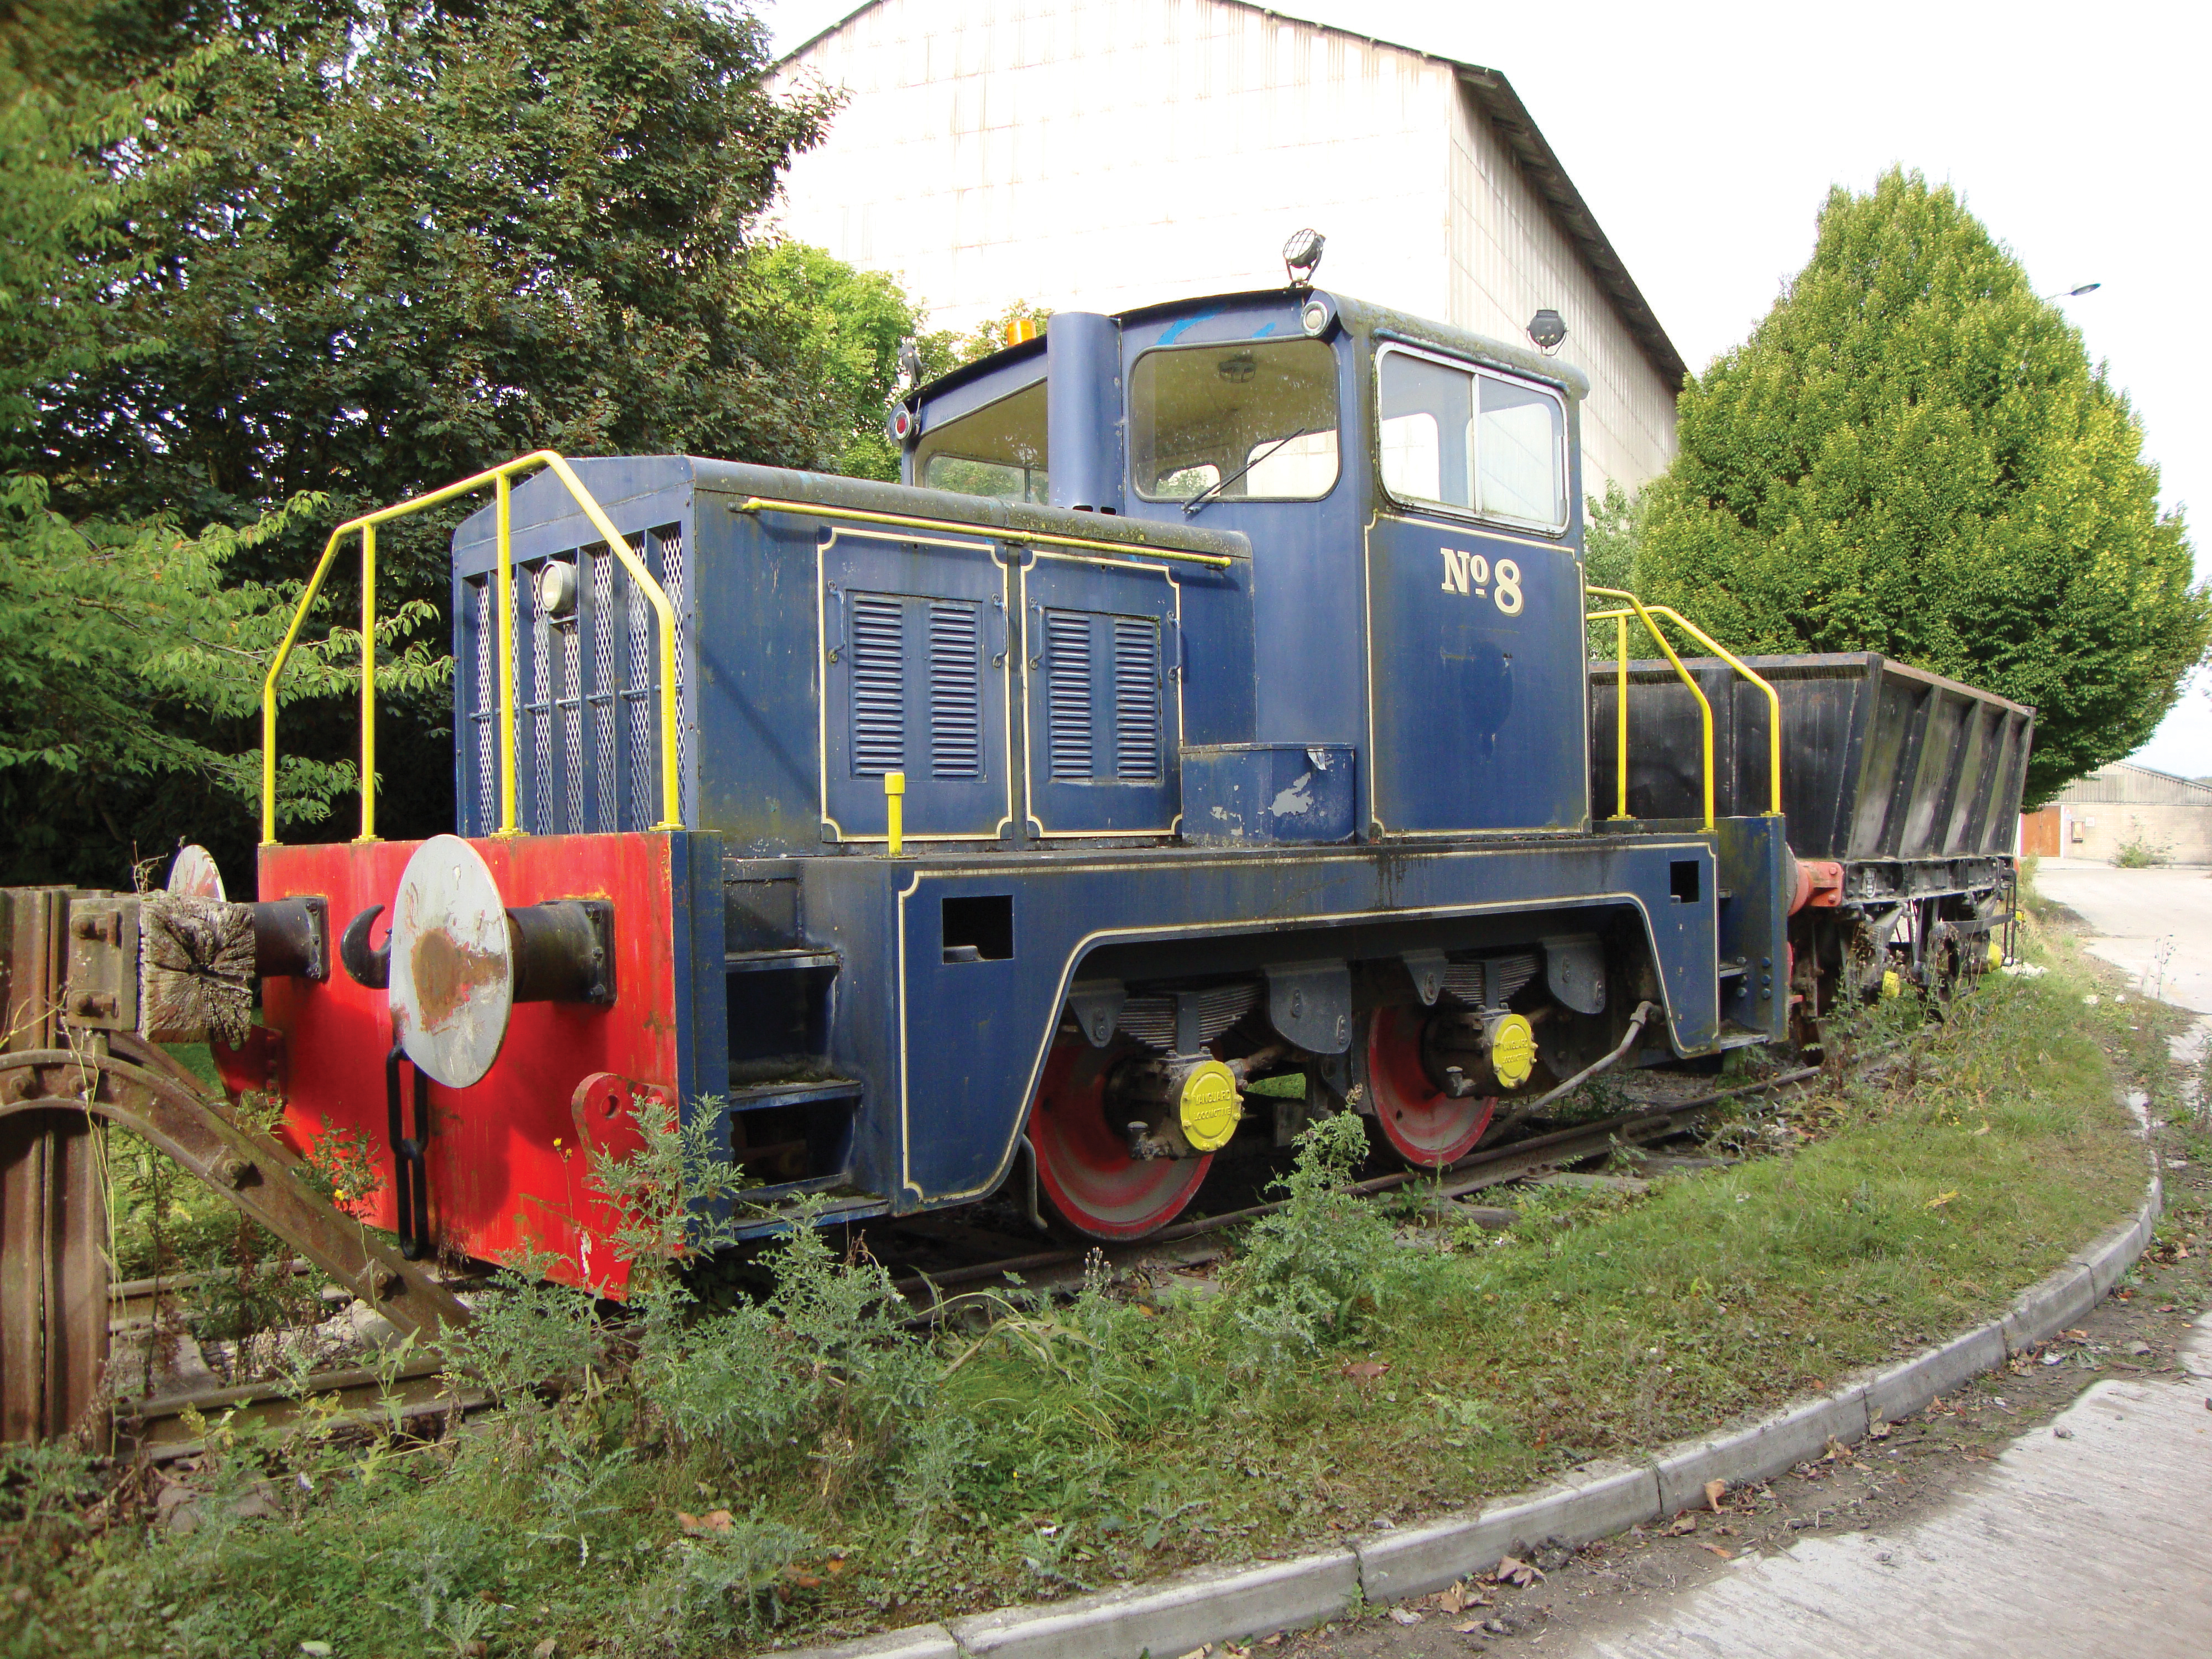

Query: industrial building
2024 762 2212 865
769 0 1685 495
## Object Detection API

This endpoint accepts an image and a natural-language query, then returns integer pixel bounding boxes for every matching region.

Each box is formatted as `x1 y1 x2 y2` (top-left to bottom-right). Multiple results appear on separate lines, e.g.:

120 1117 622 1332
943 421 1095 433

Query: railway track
112 1063 1821 1459
888 1065 1821 1309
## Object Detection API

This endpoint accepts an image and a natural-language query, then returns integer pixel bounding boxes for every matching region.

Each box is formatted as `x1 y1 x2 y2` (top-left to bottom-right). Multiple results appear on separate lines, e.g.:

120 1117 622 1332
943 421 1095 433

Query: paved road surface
2034 861 2212 1013
1558 1312 2212 1659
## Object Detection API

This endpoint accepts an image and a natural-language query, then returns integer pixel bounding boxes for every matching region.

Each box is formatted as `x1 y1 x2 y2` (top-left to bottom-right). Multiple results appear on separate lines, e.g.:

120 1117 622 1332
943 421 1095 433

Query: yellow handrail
730 497 1237 569
1585 590 1787 828
1587 587 1714 831
260 450 684 845
1609 612 1629 819
1641 606 1783 819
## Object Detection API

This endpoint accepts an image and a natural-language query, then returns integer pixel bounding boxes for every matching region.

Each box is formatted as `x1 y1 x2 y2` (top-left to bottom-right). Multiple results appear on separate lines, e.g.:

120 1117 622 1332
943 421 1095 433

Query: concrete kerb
778 1177 2163 1659
946 1548 1359 1659
794 1627 962 1659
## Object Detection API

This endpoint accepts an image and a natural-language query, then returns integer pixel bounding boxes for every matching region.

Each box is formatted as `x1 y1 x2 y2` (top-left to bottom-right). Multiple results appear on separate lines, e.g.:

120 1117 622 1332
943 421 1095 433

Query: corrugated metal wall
2051 763 2212 806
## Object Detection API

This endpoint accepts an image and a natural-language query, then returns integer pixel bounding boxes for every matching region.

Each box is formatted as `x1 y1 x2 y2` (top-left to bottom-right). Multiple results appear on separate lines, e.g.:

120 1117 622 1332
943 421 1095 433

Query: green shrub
1221 1110 1399 1361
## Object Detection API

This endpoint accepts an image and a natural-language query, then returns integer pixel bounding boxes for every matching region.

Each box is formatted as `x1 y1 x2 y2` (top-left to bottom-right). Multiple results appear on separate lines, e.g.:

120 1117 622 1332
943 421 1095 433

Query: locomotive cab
898 291 1593 842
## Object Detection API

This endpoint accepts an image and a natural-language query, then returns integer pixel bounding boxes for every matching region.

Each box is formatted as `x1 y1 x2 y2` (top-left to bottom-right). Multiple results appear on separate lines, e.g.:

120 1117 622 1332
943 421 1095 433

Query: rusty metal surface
1 888 111 1444
61 895 139 1034
0 1038 471 1349
0 1107 108 1444
389 834 514 1089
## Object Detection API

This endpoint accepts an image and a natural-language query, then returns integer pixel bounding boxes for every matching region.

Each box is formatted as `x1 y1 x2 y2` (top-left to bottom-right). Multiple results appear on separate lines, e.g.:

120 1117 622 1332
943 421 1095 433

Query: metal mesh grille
624 535 653 830
526 568 552 834
1112 616 1161 780
589 548 615 829
471 577 495 835
1045 611 1093 779
928 601 982 779
559 611 582 832
849 594 905 775
658 527 690 824
464 515 688 838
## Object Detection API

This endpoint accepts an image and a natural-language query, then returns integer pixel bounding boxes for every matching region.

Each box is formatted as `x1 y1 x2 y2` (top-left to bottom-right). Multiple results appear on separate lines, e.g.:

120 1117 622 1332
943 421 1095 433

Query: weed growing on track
2 938 2162 1658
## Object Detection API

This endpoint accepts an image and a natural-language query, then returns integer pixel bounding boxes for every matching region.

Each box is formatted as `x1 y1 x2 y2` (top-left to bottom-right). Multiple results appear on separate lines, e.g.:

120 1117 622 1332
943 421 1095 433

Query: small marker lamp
1527 309 1567 352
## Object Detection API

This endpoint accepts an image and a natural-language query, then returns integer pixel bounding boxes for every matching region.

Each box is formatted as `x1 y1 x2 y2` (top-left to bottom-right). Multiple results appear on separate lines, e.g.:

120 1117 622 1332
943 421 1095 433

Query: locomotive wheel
1362 1005 1494 1168
1026 1041 1212 1241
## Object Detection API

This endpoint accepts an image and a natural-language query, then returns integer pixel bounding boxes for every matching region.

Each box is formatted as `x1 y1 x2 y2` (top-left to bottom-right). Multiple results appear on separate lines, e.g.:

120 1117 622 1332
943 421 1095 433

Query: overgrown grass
1 941 2159 1658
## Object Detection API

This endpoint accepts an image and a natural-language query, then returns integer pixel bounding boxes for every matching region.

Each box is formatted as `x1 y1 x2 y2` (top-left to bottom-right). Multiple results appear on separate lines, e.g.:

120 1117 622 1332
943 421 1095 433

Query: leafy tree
0 4 429 888
7 0 844 880
45 0 839 570
749 241 945 482
947 299 1051 369
1635 169 2206 804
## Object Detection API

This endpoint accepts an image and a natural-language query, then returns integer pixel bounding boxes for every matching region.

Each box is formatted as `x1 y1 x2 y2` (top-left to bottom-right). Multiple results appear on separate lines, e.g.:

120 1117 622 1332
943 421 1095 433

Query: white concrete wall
2053 803 2212 867
771 0 1678 496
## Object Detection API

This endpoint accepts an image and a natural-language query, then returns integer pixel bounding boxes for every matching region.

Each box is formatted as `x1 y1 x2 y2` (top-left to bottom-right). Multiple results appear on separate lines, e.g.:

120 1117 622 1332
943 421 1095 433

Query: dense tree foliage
0 5 438 884
1634 169 2206 804
45 0 838 577
1 0 873 888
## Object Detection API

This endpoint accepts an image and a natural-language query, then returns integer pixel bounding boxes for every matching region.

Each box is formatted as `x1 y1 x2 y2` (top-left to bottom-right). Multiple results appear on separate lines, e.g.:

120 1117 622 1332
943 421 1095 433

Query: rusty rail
1 880 474 1446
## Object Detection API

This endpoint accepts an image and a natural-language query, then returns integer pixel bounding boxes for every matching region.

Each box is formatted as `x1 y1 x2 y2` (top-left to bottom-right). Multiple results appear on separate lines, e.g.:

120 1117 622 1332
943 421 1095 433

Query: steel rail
894 1065 1822 1307
260 451 683 844
114 1067 1824 1442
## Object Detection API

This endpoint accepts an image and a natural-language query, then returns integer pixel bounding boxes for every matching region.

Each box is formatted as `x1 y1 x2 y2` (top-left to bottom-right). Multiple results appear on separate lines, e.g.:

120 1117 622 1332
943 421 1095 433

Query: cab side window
915 380 1048 503
1129 339 1339 503
1376 346 1566 532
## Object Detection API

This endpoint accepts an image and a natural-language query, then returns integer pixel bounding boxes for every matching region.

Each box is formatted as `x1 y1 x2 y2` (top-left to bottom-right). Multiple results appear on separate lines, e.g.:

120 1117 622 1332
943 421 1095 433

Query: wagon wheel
1926 921 1966 1002
1361 1004 1494 1169
1025 1041 1212 1241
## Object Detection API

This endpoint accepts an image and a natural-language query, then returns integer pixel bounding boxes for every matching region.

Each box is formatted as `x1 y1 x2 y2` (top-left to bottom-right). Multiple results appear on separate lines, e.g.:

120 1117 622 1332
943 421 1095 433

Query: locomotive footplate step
723 947 841 974
725 1077 864 1113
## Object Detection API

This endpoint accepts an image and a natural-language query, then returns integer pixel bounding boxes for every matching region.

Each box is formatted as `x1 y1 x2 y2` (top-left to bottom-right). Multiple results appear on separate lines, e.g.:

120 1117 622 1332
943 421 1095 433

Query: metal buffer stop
338 836 614 1256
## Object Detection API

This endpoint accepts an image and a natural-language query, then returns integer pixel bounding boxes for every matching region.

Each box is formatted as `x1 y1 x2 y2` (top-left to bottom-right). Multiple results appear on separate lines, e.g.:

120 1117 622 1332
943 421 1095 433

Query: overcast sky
766 0 2211 775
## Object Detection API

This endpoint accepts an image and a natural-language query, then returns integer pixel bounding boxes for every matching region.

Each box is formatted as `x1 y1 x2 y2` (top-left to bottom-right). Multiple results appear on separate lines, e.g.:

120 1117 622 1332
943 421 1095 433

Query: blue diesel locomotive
246 269 2027 1275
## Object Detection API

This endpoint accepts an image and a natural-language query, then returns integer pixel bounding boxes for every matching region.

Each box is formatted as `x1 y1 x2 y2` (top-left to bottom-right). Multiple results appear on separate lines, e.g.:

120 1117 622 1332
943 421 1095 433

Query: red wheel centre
1026 1043 1211 1239
1365 1004 1493 1167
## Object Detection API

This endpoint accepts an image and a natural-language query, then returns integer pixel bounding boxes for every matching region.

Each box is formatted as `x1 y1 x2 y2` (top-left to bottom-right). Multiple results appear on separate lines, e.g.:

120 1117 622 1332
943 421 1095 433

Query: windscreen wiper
1181 428 1317 517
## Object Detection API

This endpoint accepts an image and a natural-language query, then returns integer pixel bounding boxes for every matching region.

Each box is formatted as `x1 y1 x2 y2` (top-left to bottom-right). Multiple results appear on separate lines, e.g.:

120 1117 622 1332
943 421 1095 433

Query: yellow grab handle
884 771 906 857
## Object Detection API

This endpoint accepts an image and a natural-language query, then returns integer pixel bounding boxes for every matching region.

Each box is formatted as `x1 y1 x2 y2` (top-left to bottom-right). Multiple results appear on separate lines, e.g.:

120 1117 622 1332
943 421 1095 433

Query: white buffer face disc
388 834 513 1089
168 844 226 902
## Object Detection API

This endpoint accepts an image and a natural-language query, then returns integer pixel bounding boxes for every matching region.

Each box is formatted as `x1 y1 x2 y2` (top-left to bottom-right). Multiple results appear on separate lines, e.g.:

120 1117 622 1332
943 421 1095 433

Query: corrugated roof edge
769 0 1688 394
2053 761 2212 802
